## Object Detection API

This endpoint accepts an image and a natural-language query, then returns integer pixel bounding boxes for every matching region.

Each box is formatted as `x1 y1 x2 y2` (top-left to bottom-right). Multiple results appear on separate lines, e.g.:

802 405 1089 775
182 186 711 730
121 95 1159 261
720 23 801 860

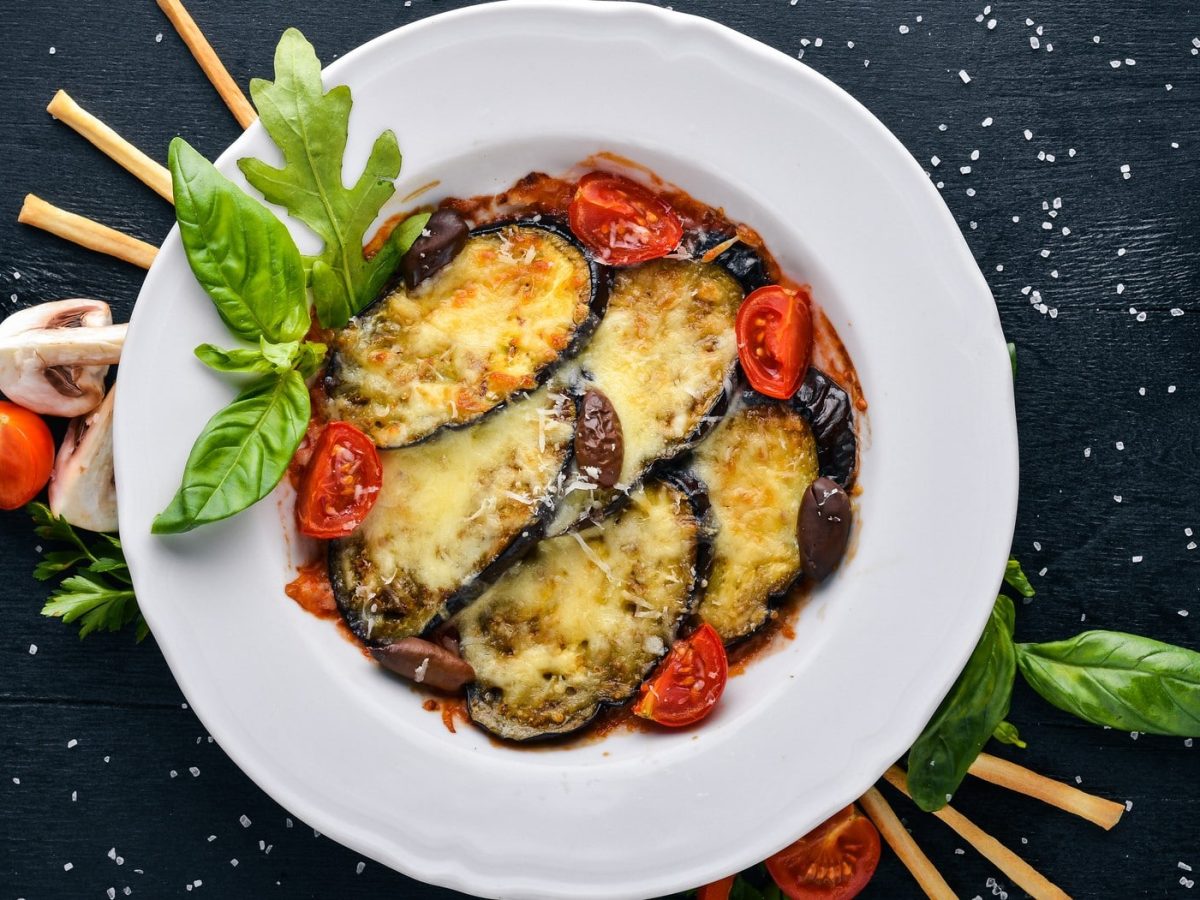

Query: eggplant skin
688 230 772 292
793 368 857 488
690 401 819 643
329 387 576 646
326 220 608 449
547 258 742 534
458 479 708 742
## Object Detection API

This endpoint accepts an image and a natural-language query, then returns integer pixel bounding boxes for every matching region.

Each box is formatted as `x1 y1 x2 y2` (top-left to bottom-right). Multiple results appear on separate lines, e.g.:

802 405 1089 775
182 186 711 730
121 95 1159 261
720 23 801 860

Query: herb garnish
30 503 146 640
152 138 321 534
239 28 430 330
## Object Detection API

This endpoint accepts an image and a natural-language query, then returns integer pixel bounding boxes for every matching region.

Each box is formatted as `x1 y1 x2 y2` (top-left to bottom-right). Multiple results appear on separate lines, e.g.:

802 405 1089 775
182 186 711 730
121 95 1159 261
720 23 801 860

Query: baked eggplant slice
326 221 606 448
794 368 858 488
330 386 576 645
691 399 820 643
687 230 772 292
548 258 742 533
457 479 709 741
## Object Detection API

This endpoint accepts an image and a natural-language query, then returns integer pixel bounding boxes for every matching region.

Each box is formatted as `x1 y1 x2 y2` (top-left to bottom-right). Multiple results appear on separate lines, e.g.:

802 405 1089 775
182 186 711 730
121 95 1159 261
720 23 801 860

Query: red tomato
0 401 55 510
736 285 813 399
568 172 683 265
295 422 383 539
765 805 881 900
633 622 728 727
696 875 736 900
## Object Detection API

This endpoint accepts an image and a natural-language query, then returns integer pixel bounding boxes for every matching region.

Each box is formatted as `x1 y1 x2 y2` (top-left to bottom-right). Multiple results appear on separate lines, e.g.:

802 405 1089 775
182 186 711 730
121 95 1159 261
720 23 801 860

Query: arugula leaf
28 503 146 641
907 595 1017 810
1004 556 1035 598
153 370 310 534
196 338 326 378
1016 631 1200 736
170 137 310 343
993 720 1027 748
238 28 425 329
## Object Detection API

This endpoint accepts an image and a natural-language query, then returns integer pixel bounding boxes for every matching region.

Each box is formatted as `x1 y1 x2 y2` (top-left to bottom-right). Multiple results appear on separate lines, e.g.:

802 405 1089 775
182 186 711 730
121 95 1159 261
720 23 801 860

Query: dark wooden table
2 1 1198 897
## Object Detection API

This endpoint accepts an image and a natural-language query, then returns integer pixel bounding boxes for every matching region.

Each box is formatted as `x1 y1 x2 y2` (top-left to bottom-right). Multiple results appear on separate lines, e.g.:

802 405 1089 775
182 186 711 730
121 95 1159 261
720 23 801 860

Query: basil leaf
1016 631 1200 736
152 371 310 534
195 343 278 374
907 595 1017 811
196 339 326 379
1004 557 1035 598
170 138 310 343
993 720 1027 748
1008 341 1017 377
294 341 327 380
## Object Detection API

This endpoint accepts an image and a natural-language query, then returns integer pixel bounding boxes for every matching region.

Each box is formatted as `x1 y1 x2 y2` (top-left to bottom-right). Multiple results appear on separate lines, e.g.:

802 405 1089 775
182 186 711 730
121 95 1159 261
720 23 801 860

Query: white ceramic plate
115 3 1018 897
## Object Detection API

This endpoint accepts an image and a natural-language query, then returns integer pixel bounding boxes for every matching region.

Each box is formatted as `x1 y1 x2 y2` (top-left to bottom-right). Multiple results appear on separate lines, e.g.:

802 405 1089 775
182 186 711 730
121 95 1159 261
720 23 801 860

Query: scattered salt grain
356 862 366 875
189 767 200 777
155 32 162 42
960 166 972 175
67 739 77 749
899 24 909 34
982 116 993 126
1116 441 1125 450
1030 36 1040 49
959 69 971 83
1171 308 1185 316
239 814 252 828
1023 129 1033 140
64 863 73 872
28 644 36 655
1132 555 1143 563
931 155 941 167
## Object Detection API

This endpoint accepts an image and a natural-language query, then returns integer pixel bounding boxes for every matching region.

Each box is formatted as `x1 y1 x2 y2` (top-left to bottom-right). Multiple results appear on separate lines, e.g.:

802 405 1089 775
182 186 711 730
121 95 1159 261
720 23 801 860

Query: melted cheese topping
691 404 819 642
457 481 699 740
328 226 593 447
331 387 575 643
549 259 741 532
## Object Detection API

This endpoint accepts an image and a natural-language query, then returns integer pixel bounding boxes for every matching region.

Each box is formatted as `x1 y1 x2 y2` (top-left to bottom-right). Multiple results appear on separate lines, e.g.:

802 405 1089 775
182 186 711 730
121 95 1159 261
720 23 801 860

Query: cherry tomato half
736 285 813 399
0 401 55 510
568 171 683 266
633 622 728 727
696 875 736 900
765 805 881 900
295 421 383 539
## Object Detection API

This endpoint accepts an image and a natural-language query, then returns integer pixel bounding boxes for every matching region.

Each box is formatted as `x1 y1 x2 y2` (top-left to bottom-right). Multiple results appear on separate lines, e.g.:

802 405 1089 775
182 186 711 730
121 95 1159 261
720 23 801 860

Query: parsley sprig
29 503 146 641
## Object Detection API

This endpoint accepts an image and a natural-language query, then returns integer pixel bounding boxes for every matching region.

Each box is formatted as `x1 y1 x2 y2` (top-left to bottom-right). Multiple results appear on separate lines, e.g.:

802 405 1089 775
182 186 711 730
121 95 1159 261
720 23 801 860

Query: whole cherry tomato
0 401 54 510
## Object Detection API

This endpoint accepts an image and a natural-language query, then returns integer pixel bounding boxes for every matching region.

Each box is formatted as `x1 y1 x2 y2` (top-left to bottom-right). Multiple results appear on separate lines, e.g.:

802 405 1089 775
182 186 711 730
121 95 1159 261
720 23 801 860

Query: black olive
401 208 470 289
794 368 857 488
798 476 852 582
575 388 624 488
371 637 475 692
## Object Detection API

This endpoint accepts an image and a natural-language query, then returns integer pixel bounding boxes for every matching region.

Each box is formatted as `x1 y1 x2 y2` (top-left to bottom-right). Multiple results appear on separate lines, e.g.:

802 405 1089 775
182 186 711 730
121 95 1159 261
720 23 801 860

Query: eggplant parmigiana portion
326 223 603 448
549 259 741 532
691 401 819 643
330 387 576 645
458 479 707 741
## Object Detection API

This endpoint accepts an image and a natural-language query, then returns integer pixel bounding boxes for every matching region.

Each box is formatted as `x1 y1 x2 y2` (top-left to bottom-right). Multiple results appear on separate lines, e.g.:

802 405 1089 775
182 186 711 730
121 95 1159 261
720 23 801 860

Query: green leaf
993 720 1027 748
1004 556 1035 598
294 341 327 379
907 595 1017 811
33 548 91 581
1007 341 1017 377
152 370 310 534
238 29 421 329
196 338 327 379
729 877 766 900
1016 631 1200 736
42 574 140 639
169 137 310 343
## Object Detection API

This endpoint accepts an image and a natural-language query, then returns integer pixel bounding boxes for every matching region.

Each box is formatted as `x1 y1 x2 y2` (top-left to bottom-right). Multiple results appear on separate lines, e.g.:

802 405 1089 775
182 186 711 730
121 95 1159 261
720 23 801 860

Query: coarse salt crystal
1171 308 1184 316
899 24 909 33
931 155 941 166
1030 36 1040 49
1116 441 1125 450
982 116 993 126
1023 129 1033 140
28 644 36 655
356 862 366 875
1132 555 1143 563
959 69 971 83
239 814 252 828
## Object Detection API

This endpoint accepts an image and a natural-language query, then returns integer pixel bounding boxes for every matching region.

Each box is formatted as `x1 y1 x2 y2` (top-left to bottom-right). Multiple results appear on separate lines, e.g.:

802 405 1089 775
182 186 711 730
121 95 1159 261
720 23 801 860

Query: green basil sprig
1016 631 1200 736
907 595 1017 811
153 137 326 535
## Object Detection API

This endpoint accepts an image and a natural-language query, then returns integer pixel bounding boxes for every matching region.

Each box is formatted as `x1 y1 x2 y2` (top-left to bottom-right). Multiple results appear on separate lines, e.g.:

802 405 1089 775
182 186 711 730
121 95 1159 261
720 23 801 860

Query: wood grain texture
1 1 1197 898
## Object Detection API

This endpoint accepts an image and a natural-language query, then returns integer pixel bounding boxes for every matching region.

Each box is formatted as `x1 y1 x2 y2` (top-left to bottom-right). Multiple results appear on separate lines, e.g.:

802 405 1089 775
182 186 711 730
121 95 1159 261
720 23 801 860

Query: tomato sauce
290 156 865 744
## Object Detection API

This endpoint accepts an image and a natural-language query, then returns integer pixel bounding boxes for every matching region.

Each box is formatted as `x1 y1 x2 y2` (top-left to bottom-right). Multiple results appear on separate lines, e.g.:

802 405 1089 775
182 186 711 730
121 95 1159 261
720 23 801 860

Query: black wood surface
2 1 1198 897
